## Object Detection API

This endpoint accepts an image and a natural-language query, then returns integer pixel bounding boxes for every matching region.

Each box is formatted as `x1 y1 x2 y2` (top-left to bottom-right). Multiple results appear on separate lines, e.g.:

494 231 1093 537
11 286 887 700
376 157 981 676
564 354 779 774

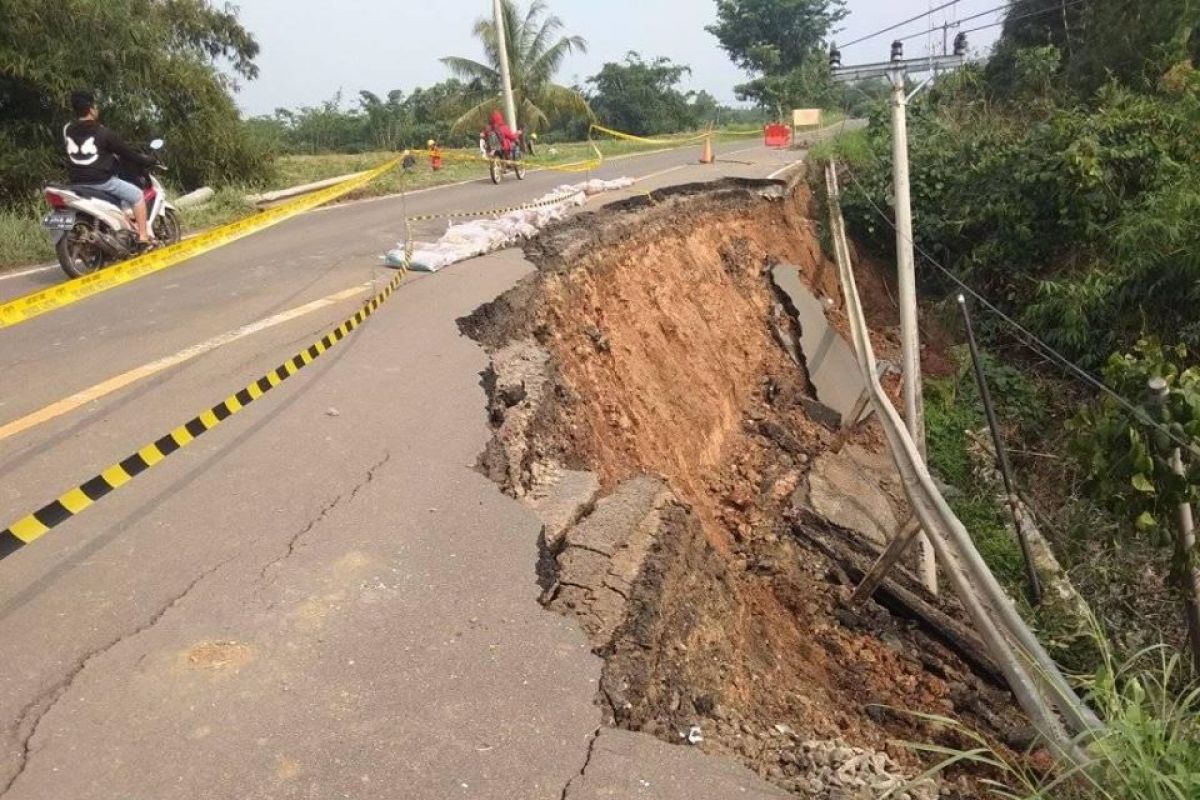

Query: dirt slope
462 178 1025 797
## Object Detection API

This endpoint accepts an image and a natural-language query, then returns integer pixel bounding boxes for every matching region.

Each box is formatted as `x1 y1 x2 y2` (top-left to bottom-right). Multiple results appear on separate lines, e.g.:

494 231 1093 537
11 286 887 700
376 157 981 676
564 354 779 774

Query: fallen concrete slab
771 263 866 427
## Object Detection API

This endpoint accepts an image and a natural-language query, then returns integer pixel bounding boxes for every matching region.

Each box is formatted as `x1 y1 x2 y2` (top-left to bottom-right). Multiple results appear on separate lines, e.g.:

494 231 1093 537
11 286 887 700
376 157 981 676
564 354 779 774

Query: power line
838 0 962 49
896 0 1090 42
898 1 1011 41
959 0 1089 36
835 162 1200 457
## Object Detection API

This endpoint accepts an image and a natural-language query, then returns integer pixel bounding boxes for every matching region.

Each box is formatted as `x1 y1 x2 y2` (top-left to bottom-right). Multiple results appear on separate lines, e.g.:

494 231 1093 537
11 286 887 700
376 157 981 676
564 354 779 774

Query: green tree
359 90 408 151
0 0 272 202
587 53 705 136
1070 340 1200 665
706 0 845 112
401 79 475 147
441 0 590 135
988 0 1200 96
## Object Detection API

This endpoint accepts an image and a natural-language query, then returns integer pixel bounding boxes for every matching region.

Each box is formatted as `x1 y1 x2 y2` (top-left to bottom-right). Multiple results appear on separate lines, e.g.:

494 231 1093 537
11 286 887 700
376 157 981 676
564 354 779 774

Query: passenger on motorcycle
63 91 156 246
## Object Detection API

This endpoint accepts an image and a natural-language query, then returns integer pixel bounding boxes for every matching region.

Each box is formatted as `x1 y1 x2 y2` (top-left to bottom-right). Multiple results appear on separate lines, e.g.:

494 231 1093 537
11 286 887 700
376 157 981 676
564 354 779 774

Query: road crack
0 555 234 797
559 727 601 800
256 451 391 590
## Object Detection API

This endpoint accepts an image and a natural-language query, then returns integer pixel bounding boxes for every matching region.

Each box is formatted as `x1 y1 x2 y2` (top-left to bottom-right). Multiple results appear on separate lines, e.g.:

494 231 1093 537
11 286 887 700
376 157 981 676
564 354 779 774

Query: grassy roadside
0 130 744 273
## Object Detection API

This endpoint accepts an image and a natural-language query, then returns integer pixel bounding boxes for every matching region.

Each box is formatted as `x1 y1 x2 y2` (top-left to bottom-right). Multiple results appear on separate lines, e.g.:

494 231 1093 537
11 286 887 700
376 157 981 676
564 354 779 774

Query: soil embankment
461 176 1024 798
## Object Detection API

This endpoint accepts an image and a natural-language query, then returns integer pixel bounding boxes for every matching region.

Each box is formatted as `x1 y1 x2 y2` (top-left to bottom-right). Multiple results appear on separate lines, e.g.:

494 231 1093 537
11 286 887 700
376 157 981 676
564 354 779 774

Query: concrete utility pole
1148 377 1200 668
493 0 518 130
888 65 937 594
888 66 925 460
831 44 965 596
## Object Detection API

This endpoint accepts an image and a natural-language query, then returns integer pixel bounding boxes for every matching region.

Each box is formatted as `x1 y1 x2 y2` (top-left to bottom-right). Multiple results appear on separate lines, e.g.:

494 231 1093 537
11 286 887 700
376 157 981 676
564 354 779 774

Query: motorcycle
41 138 182 279
483 130 526 184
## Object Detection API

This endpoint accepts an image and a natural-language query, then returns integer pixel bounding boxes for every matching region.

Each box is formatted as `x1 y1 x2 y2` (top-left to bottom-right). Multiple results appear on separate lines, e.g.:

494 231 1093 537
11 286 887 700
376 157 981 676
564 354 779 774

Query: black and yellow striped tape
402 189 584 223
0 254 410 559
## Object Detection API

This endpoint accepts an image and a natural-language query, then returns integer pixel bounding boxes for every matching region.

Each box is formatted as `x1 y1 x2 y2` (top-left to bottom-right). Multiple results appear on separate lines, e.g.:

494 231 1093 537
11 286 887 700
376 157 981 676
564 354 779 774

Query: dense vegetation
827 0 1200 670
0 0 274 205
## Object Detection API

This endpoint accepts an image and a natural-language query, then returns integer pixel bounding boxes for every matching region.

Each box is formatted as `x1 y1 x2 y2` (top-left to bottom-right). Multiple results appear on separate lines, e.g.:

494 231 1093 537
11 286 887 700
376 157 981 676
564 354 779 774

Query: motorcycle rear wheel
55 228 106 279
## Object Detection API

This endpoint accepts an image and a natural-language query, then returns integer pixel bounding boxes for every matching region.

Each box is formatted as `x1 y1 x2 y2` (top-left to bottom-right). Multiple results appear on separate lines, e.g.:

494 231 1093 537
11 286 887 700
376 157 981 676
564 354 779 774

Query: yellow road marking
0 284 366 443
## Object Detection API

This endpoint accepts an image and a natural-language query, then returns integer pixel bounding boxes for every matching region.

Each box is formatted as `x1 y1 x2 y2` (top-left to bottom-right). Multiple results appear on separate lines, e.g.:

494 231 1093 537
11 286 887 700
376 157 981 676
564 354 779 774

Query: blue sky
232 0 1004 115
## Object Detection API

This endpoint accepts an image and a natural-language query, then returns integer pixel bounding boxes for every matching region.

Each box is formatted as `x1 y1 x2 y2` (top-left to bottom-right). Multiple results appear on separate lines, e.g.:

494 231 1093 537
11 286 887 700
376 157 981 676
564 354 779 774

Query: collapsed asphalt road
0 143 800 799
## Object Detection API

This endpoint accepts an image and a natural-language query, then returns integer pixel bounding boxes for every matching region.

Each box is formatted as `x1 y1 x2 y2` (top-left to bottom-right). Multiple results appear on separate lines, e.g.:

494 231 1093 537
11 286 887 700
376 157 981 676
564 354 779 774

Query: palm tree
441 0 590 135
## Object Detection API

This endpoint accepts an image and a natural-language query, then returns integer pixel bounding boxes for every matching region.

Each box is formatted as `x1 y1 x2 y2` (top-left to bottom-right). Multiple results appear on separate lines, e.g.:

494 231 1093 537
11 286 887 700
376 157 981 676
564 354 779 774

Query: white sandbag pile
384 177 636 272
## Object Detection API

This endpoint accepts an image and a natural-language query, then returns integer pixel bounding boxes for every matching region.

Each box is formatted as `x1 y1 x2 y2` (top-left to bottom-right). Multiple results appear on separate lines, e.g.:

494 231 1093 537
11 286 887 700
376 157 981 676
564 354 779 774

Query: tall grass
0 203 54 269
893 640 1200 800
807 127 872 166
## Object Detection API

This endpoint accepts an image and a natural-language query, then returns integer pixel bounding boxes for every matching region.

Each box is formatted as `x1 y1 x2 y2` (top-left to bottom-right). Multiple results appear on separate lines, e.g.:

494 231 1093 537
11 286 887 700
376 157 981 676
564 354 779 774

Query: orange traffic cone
699 134 714 165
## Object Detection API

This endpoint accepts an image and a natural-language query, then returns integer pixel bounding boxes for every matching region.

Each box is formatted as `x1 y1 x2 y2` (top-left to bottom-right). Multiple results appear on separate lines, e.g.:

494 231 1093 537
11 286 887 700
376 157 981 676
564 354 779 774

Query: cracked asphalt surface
0 144 799 798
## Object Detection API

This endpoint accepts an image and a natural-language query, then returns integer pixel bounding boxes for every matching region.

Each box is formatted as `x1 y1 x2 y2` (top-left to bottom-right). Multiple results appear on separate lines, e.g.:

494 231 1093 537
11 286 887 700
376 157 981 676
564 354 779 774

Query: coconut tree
441 0 590 135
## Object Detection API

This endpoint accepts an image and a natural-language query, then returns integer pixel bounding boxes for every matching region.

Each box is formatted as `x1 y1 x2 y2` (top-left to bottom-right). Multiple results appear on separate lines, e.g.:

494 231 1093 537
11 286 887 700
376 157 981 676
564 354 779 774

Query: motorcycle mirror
149 138 164 151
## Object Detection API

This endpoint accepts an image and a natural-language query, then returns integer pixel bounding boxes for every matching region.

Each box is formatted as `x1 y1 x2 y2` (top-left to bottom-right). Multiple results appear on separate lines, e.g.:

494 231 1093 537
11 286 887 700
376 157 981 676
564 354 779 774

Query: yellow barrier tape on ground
0 158 400 330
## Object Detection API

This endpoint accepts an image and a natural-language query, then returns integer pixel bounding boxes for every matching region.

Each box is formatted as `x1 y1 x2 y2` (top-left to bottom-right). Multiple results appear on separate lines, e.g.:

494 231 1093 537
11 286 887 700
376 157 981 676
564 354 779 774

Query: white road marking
0 283 368 442
768 160 806 180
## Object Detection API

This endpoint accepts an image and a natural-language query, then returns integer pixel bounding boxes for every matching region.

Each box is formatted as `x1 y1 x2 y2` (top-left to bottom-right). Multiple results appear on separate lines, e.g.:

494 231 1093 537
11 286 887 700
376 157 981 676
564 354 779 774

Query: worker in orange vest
428 139 443 171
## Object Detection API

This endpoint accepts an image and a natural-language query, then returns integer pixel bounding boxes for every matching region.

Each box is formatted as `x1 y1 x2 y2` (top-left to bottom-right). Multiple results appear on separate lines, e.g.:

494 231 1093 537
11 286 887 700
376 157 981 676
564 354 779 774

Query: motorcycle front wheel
55 228 106 279
489 157 502 184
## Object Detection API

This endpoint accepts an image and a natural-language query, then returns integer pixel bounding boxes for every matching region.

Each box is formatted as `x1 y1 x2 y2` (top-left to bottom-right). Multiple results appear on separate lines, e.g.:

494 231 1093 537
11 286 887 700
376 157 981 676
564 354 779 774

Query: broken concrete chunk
795 445 904 547
549 475 673 646
523 468 600 550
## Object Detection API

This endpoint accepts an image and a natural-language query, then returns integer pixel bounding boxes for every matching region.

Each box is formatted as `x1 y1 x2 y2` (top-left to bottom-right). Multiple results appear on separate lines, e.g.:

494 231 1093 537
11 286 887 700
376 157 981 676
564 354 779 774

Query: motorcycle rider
63 90 155 246
486 109 521 160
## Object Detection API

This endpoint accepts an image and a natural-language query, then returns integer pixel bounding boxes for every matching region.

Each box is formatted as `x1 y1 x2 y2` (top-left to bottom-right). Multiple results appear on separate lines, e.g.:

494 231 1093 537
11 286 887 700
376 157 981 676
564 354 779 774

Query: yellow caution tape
0 158 401 330
587 123 712 146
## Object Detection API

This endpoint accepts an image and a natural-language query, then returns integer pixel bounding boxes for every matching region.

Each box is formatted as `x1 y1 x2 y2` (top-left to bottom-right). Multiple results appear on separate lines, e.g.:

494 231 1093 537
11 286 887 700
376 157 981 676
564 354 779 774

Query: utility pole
831 41 965 596
1148 377 1200 668
493 0 518 130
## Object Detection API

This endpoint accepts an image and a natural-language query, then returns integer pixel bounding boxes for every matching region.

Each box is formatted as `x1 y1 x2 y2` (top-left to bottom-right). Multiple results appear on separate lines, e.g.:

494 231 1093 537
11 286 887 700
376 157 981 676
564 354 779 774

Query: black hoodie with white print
63 119 152 185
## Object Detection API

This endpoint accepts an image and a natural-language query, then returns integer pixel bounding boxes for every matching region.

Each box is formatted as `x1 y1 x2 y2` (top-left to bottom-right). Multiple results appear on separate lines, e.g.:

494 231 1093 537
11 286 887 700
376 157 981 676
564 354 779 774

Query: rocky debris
522 467 601 550
702 711 940 800
466 178 1023 798
785 739 938 800
795 444 906 547
546 475 675 647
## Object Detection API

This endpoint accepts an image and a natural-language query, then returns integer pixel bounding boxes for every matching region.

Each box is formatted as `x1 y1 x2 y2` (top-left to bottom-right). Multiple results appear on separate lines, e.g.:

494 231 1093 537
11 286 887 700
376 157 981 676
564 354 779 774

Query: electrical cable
838 0 962 49
896 0 1090 42
959 0 1089 36
836 161 1200 456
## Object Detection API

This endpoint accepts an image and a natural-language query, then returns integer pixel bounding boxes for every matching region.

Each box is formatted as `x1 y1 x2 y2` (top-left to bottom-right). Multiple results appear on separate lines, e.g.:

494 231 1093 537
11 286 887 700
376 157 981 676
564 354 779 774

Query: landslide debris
460 177 1026 797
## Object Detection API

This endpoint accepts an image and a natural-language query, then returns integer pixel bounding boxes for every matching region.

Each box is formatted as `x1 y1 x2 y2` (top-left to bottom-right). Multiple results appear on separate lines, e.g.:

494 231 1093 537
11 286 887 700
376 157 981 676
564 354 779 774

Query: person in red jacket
486 110 520 160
